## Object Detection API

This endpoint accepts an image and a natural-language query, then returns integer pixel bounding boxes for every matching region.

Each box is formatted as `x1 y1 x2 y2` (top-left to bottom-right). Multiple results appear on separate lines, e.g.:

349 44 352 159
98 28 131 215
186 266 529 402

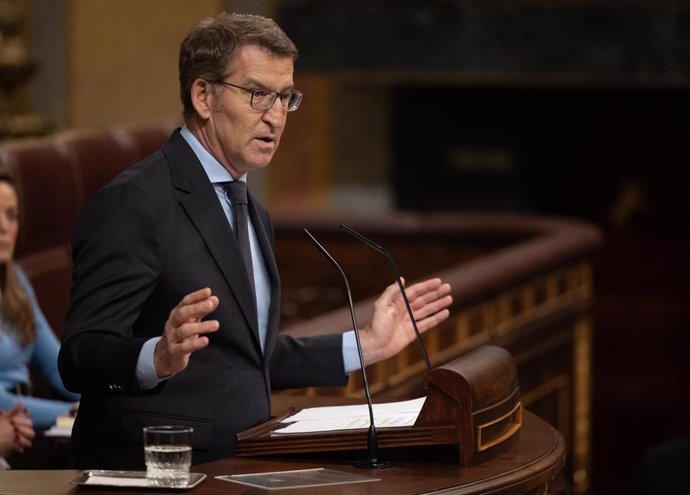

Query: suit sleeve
58 182 160 396
268 333 348 390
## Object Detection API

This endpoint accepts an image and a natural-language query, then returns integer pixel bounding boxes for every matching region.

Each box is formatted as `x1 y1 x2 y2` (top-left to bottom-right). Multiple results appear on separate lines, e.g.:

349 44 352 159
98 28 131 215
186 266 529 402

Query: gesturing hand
154 287 220 378
359 277 452 365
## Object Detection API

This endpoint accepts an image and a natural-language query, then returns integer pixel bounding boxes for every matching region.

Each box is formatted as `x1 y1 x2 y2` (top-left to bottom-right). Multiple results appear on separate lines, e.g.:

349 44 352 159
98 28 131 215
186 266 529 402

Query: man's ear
190 78 214 120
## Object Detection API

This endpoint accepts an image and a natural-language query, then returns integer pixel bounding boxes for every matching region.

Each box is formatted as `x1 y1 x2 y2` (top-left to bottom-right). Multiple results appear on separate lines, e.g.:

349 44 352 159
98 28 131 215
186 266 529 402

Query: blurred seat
0 138 78 253
0 139 78 335
0 121 174 336
111 119 179 162
54 129 139 215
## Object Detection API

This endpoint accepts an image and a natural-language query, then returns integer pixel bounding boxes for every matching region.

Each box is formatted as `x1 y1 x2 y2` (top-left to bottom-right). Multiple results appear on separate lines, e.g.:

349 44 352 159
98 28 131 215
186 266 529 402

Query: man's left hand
360 278 452 365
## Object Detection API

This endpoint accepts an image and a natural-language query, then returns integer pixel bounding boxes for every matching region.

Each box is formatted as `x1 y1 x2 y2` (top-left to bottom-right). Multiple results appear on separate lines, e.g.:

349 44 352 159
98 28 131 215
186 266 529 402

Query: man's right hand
154 287 220 378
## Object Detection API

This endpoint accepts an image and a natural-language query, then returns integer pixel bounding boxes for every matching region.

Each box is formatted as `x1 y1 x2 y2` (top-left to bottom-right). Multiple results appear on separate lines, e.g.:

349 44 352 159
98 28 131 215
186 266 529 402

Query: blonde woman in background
0 170 79 432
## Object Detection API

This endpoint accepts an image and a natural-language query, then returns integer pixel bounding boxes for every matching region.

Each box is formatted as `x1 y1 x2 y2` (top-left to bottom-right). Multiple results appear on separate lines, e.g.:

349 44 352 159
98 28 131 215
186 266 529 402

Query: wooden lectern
236 345 522 466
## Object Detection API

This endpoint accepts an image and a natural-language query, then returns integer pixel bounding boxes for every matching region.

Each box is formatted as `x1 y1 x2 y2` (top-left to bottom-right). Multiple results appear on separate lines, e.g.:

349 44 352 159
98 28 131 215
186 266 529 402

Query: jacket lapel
163 131 262 352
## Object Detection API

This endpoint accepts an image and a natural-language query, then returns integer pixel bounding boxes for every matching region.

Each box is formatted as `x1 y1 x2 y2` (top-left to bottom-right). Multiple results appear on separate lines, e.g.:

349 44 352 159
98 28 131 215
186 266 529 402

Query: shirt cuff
136 337 164 391
341 331 361 374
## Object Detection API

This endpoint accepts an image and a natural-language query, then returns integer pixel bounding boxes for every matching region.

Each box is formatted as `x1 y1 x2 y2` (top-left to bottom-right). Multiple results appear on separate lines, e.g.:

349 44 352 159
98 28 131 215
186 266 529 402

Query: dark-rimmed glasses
212 81 303 112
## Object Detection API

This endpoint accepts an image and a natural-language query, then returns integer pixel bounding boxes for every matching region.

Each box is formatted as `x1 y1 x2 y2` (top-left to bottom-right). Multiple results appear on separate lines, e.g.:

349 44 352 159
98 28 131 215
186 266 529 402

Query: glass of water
143 425 193 487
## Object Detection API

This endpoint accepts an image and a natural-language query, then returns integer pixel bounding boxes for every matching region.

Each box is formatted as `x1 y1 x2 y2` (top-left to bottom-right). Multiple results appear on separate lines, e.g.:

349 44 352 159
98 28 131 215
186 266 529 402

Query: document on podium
271 397 425 435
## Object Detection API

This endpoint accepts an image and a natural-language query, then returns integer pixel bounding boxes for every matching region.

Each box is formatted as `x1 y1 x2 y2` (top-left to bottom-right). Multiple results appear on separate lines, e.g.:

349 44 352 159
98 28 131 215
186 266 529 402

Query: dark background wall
280 1 688 77
278 2 690 493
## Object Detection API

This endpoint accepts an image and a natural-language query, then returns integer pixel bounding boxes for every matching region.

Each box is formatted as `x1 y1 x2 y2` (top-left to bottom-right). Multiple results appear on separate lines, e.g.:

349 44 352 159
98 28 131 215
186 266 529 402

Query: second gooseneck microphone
304 228 392 469
340 224 432 370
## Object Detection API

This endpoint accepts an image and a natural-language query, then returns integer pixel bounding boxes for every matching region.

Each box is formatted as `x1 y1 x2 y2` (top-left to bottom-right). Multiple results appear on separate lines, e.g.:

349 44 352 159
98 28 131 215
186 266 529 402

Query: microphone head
340 224 387 254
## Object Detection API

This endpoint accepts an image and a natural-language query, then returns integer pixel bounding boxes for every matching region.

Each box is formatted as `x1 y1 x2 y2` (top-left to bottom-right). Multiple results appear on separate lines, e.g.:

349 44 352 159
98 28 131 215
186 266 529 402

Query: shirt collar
180 125 246 184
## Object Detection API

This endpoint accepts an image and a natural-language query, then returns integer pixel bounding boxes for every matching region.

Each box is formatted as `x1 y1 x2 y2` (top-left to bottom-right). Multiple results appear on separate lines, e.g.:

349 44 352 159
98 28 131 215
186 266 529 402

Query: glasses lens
249 88 302 112
287 90 303 112
251 90 276 111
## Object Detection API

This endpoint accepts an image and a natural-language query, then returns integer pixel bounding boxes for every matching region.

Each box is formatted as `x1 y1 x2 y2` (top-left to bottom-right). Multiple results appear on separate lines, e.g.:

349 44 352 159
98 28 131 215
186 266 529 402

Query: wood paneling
67 0 221 128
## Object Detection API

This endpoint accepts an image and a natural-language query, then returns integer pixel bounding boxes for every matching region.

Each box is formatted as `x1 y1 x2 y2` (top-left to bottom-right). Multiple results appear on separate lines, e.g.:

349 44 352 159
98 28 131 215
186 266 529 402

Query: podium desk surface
0 411 564 495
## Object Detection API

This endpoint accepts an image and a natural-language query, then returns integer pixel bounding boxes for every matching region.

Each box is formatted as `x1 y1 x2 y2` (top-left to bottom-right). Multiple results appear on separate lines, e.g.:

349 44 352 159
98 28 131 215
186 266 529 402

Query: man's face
204 44 294 177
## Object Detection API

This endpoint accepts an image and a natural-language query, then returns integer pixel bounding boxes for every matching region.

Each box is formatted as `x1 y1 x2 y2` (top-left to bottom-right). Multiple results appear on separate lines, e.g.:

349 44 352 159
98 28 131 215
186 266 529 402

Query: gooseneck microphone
304 229 392 469
340 224 432 370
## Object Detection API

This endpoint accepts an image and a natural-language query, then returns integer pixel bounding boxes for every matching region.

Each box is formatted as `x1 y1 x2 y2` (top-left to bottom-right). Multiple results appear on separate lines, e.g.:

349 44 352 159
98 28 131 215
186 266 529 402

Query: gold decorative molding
0 0 53 139
573 315 593 494
289 260 594 493
321 261 593 397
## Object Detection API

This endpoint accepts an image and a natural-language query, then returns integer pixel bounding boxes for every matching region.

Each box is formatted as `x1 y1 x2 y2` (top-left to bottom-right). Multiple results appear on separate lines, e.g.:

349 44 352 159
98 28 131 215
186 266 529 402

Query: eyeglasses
213 81 303 112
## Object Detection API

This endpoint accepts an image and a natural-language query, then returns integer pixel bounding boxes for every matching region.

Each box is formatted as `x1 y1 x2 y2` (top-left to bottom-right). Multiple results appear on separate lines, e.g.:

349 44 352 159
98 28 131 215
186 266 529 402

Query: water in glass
145 444 192 487
143 425 193 488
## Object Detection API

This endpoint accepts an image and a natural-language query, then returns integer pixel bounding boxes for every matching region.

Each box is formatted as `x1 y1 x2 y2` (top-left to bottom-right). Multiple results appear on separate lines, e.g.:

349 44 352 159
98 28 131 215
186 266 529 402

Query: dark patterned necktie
225 181 255 295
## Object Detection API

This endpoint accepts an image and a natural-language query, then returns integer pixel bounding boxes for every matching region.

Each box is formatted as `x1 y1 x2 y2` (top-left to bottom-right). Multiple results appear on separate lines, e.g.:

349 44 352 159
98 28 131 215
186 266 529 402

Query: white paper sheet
43 425 72 437
84 475 149 487
272 397 425 435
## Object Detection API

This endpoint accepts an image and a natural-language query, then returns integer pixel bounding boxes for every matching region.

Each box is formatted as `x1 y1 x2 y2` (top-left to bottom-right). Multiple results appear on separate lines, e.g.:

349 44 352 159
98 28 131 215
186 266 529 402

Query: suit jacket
58 130 346 469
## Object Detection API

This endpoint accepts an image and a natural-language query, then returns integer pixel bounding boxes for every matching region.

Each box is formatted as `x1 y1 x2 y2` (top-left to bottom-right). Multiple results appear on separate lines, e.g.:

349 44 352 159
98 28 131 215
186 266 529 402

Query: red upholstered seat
0 122 173 336
54 129 139 215
0 138 78 255
111 119 179 163
0 139 78 336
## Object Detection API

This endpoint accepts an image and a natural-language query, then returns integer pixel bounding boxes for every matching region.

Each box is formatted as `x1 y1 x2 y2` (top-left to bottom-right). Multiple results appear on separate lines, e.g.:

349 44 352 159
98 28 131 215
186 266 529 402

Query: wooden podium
236 345 522 467
0 412 565 495
0 346 566 495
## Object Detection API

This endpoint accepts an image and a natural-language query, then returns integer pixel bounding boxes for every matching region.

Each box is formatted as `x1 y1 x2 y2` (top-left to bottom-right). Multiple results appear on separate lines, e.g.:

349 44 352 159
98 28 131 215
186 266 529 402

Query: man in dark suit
58 13 452 470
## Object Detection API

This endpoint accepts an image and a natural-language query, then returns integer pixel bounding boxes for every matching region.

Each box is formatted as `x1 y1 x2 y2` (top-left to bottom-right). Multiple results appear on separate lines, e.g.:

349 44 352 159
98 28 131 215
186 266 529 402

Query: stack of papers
272 397 425 435
44 413 75 437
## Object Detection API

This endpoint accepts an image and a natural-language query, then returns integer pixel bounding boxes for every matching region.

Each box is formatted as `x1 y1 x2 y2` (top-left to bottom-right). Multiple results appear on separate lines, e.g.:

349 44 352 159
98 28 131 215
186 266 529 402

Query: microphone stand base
354 459 393 469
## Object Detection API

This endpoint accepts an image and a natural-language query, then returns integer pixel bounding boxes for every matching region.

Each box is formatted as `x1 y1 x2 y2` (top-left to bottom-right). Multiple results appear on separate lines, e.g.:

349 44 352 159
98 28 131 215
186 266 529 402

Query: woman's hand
4 402 35 454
